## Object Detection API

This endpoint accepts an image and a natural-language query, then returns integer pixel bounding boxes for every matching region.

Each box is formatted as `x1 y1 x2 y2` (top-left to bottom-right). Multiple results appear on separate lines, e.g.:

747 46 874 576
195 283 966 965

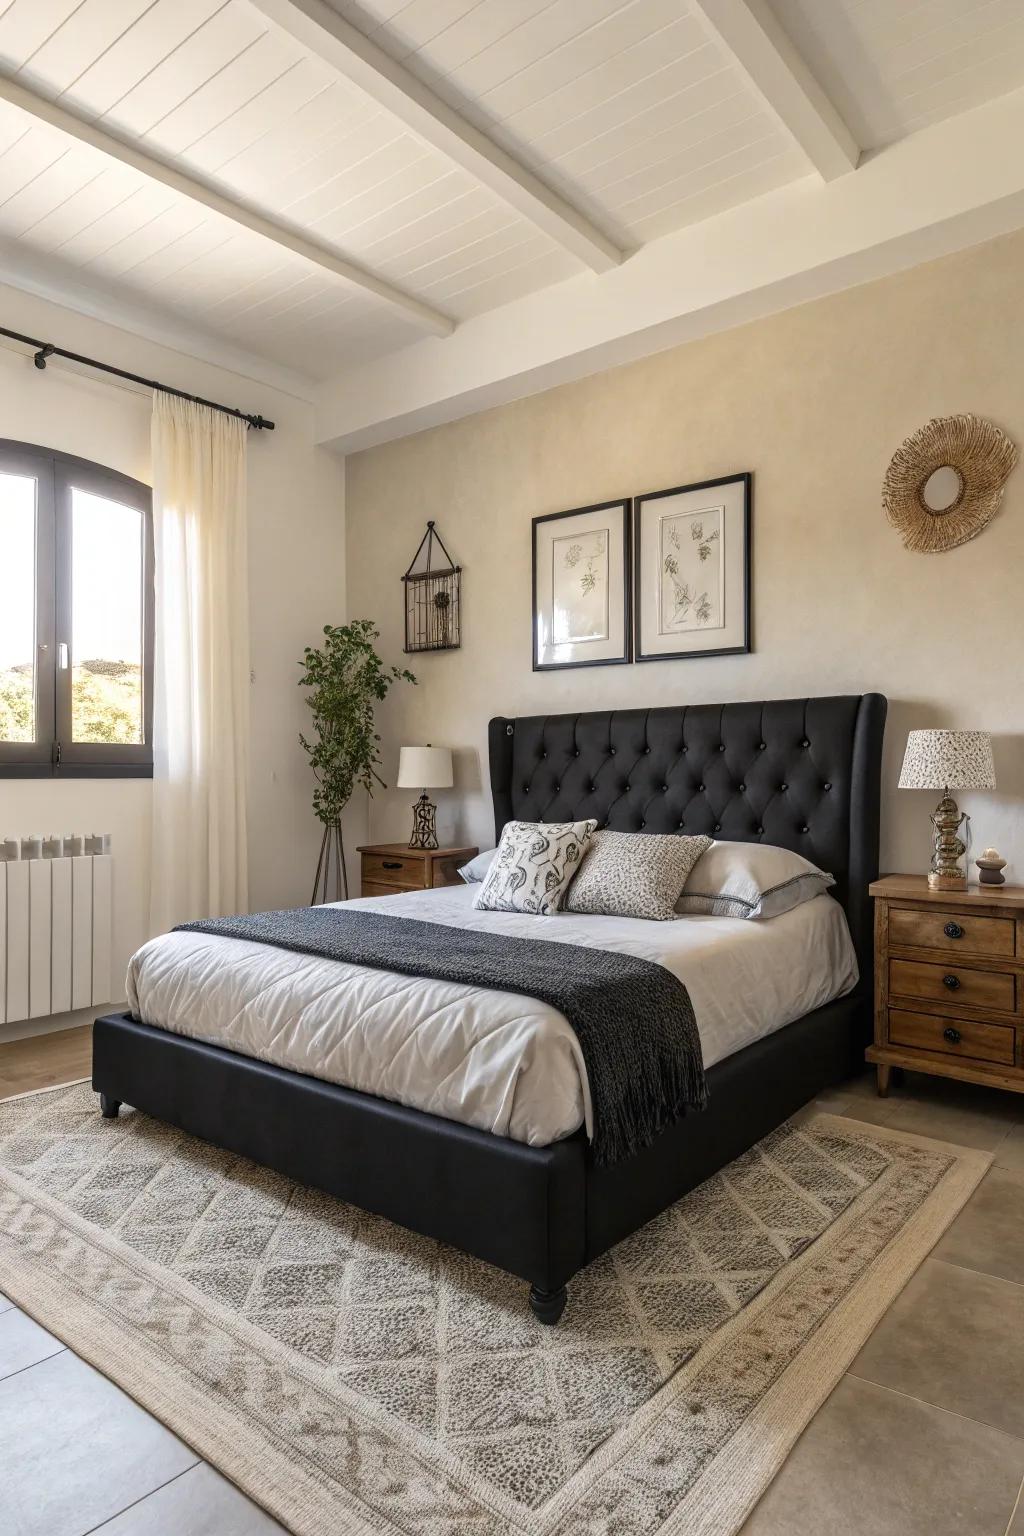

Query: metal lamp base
408 792 439 851
927 870 968 891
928 791 969 891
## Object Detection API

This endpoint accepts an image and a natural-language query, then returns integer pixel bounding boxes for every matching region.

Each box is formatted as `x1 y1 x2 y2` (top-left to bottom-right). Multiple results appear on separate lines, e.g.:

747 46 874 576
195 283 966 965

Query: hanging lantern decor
402 520 461 653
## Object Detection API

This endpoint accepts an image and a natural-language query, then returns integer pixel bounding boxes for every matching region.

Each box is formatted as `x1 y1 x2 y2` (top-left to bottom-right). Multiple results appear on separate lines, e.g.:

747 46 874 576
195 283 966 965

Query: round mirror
921 465 963 512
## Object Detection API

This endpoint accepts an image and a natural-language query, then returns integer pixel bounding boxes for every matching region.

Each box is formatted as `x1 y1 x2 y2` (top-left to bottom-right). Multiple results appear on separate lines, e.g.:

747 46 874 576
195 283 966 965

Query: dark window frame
0 439 154 778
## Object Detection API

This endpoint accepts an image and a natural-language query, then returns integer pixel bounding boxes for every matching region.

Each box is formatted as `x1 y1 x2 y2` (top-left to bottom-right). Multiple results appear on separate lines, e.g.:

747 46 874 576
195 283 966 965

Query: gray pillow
676 840 835 919
458 848 496 883
564 830 713 921
474 819 597 915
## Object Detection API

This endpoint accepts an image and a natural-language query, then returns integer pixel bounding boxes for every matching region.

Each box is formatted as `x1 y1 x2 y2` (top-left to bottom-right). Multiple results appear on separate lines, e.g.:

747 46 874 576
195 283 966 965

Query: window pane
0 473 37 743
70 488 144 745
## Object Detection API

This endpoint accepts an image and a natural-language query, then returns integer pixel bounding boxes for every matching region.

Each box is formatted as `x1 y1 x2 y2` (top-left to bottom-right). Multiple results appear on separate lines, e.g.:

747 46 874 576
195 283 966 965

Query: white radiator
0 843 113 1024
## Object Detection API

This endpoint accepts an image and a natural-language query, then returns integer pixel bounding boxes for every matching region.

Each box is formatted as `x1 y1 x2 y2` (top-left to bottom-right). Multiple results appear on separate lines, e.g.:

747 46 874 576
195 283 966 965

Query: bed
92 693 886 1324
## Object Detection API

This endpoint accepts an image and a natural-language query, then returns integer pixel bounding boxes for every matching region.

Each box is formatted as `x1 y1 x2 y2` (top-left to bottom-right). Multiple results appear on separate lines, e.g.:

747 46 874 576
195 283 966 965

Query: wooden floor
0 1023 92 1100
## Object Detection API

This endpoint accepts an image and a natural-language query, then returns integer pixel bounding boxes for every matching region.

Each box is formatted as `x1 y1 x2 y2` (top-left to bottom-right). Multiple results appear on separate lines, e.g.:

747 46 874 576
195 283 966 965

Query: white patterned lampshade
898 730 996 792
396 745 453 790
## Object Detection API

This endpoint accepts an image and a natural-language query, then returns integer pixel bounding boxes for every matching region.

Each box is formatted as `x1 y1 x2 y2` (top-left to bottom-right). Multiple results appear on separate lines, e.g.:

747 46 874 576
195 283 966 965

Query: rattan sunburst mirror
882 413 1018 553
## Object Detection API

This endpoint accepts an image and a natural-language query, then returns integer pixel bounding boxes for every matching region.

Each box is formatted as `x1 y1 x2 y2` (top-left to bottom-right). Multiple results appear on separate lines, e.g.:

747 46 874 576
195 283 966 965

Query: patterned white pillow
564 830 713 921
474 820 597 915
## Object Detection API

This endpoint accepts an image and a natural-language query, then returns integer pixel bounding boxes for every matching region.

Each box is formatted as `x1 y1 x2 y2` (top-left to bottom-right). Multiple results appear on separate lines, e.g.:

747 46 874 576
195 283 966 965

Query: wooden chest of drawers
867 875 1024 1097
357 842 478 899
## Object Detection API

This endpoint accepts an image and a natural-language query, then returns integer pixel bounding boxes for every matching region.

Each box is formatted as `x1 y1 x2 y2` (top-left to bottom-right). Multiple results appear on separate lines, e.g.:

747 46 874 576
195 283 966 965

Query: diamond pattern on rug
0 1083 893 1513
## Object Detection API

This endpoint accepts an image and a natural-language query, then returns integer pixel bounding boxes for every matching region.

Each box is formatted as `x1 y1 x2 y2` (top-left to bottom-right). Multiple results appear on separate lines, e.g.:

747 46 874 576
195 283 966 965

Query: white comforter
127 884 857 1148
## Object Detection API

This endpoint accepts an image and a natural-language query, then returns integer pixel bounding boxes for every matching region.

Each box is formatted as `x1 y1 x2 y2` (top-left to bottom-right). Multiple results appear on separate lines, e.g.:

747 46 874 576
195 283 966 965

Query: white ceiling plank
0 142 106 238
630 144 806 241
379 0 482 61
249 0 625 271
0 0 85 69
183 59 335 173
510 24 715 149
23 162 144 251
57 185 178 264
123 219 233 283
0 73 455 334
142 30 308 157
90 203 207 277
16 0 156 96
101 3 269 140
60 0 229 118
413 0 560 79
572 96 764 193
550 68 744 179
0 121 67 203
466 0 681 121
614 129 783 223
690 0 860 180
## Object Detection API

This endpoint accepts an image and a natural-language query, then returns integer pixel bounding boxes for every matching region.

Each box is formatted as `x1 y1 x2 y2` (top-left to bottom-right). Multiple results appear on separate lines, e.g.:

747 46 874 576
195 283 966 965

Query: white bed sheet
126 884 857 1148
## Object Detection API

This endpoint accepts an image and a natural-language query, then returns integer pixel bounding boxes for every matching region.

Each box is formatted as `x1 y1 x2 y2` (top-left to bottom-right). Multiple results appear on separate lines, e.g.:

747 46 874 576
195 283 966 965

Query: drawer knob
943 921 963 939
943 1026 962 1044
382 860 403 870
942 974 961 990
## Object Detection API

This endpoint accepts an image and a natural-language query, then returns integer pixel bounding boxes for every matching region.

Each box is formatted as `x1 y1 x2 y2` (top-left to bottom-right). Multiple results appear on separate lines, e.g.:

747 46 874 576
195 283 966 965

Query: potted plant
299 620 415 903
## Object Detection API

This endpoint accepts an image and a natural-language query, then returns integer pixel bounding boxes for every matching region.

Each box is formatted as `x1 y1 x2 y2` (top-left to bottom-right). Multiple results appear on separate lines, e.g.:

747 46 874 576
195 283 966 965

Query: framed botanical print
532 498 631 671
634 473 750 662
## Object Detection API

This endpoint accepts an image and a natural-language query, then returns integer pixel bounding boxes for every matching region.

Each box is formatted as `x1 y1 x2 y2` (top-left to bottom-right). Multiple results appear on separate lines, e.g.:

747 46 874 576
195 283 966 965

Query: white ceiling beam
0 75 453 338
691 0 859 181
315 86 1024 452
249 0 625 274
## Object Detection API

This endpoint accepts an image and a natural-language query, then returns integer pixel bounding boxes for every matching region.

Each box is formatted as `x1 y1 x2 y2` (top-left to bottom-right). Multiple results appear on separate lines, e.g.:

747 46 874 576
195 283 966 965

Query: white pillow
458 848 496 883
474 819 597 915
676 840 835 920
565 830 712 921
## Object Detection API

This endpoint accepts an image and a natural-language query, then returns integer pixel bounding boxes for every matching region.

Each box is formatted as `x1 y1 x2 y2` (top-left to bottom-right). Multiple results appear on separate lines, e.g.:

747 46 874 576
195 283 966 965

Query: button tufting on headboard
487 695 887 995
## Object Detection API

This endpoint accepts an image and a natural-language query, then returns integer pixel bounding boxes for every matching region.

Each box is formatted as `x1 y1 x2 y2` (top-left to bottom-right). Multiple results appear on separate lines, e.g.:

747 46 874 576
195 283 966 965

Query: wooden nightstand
867 875 1024 1098
357 843 478 899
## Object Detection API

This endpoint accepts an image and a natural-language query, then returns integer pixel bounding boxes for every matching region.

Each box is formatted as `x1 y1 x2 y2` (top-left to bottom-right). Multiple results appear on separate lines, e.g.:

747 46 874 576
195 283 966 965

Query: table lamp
397 745 453 850
898 729 995 889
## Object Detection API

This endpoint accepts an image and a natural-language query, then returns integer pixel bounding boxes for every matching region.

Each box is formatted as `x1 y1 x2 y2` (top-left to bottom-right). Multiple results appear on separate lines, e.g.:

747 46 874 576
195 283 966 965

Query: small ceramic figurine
976 847 1007 885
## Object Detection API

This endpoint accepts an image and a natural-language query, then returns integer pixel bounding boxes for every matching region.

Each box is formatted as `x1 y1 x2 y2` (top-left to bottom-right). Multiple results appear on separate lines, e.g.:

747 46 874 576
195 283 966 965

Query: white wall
346 229 1024 884
0 285 346 1039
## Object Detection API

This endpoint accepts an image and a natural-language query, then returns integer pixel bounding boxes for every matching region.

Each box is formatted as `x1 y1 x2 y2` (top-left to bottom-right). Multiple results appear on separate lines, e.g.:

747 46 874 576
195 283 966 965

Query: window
0 440 153 776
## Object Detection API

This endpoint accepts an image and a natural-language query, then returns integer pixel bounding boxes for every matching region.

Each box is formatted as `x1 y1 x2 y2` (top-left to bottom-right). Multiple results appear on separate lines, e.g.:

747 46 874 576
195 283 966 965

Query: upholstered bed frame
93 693 886 1324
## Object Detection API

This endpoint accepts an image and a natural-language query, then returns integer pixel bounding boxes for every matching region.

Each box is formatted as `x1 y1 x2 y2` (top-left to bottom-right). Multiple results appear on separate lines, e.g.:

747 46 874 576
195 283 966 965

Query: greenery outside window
0 439 154 777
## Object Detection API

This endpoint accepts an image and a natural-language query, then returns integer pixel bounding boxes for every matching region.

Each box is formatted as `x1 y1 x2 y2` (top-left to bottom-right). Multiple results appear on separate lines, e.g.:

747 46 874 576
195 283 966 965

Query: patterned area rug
0 1083 988 1536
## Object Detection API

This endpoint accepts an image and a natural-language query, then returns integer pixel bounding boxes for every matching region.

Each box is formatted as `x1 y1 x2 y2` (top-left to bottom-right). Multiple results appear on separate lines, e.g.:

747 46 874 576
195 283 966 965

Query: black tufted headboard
488 694 886 989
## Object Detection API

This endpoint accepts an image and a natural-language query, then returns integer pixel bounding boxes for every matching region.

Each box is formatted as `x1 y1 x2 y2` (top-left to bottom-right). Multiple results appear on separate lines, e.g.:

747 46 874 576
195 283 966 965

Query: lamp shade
397 745 453 790
898 730 996 791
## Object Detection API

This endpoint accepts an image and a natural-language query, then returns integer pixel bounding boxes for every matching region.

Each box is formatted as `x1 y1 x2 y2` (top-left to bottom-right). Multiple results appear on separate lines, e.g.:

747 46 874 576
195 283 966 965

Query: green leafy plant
299 620 415 828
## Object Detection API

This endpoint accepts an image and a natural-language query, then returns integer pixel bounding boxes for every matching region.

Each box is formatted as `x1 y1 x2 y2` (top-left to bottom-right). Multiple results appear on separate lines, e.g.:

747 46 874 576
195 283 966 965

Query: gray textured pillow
675 840 835 919
474 819 597 915
564 830 713 921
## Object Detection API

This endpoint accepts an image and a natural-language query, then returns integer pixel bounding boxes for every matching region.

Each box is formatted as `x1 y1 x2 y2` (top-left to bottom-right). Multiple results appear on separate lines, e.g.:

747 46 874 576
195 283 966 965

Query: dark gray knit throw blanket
175 908 707 1167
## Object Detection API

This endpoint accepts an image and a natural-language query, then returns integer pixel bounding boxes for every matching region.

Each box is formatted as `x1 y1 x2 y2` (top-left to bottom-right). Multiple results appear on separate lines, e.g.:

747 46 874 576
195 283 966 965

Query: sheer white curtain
149 395 249 935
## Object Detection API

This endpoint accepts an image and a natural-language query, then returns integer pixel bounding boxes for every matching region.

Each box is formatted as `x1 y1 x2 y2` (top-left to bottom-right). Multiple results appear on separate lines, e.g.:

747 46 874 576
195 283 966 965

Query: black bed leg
99 1094 121 1120
529 1284 567 1326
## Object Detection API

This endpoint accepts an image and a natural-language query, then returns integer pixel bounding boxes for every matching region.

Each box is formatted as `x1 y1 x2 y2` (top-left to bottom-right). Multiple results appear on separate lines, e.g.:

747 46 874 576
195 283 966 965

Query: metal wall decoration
883 414 1018 553
403 520 461 653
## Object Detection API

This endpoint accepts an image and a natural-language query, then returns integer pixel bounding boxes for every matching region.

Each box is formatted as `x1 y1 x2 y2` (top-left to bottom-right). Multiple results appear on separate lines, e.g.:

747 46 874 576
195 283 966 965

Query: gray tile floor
2 1069 1023 1535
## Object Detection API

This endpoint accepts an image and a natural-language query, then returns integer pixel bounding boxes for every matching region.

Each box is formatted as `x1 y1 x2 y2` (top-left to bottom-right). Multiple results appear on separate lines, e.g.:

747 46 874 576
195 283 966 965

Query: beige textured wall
346 230 1024 882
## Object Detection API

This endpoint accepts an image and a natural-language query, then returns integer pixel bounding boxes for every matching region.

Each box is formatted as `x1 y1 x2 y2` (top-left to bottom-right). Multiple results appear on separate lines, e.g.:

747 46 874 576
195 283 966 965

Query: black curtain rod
0 325 275 431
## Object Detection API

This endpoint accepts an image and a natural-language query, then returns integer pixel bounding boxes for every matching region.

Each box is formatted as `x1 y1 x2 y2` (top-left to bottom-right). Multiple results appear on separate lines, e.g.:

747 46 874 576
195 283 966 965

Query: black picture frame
633 472 751 663
532 498 631 671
